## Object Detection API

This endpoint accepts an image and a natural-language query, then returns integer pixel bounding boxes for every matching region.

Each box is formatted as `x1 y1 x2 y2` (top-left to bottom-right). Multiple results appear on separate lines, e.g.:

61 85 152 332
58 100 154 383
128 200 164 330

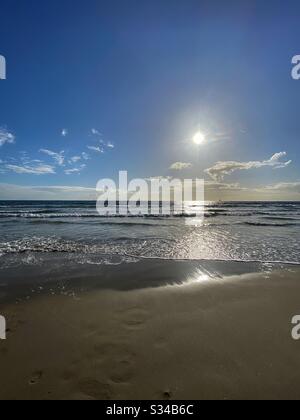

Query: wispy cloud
0 127 15 147
68 152 90 162
64 164 86 175
91 128 102 136
262 181 300 193
0 183 96 200
205 152 291 181
81 152 90 161
40 149 65 166
89 128 115 151
204 180 245 191
1 177 300 201
87 145 105 153
69 156 82 164
170 162 193 171
5 163 56 175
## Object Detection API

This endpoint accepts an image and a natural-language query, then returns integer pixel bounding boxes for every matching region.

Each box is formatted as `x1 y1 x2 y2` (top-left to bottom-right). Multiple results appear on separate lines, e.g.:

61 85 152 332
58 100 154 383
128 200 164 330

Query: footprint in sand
92 341 137 385
29 371 43 385
78 378 113 400
109 358 135 384
163 390 173 400
120 308 150 330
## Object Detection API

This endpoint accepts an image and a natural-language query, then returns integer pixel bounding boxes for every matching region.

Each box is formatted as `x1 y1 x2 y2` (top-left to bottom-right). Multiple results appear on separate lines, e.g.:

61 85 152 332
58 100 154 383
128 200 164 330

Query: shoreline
0 256 297 304
0 263 300 399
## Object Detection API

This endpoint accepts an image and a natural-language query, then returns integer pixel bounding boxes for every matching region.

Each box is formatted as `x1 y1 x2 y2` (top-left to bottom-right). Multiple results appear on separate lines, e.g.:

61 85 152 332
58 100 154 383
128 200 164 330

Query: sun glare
193 131 205 145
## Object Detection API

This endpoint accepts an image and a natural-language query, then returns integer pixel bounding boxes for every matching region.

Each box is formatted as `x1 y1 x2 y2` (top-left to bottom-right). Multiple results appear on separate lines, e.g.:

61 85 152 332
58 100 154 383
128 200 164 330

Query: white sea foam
0 201 300 267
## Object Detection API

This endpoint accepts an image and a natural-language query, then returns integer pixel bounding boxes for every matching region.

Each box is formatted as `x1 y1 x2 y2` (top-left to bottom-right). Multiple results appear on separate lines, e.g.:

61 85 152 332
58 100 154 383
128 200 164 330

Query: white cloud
0 128 15 147
205 181 245 191
91 128 102 136
1 178 300 201
204 179 300 200
40 149 65 166
64 164 86 175
81 152 90 160
90 128 115 151
87 145 105 153
69 156 81 164
170 162 193 171
6 164 56 175
205 152 291 181
269 152 290 164
263 181 300 193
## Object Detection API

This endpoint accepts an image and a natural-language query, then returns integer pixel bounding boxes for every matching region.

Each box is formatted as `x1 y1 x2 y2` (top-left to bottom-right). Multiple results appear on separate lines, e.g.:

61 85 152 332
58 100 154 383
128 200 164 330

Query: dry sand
0 267 300 400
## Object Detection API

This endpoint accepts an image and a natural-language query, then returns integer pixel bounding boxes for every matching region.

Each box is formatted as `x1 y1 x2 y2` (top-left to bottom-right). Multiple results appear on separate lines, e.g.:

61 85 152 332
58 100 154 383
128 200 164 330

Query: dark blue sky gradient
0 0 299 196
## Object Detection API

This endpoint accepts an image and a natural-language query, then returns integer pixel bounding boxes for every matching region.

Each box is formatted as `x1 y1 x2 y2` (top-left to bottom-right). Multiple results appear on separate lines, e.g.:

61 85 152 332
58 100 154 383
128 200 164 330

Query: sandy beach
0 262 300 400
1 0 300 403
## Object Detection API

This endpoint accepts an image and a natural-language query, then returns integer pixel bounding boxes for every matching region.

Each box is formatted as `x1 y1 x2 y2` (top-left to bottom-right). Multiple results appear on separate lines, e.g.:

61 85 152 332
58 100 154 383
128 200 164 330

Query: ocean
0 201 299 269
1 200 300 399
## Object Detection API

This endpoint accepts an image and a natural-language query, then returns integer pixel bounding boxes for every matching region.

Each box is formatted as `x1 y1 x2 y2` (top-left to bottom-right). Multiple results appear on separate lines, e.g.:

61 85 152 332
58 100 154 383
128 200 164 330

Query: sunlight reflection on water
178 267 223 287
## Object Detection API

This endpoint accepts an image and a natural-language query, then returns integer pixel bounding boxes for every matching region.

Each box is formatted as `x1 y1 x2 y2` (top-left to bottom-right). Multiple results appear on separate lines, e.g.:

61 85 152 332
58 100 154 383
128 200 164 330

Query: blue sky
0 0 300 200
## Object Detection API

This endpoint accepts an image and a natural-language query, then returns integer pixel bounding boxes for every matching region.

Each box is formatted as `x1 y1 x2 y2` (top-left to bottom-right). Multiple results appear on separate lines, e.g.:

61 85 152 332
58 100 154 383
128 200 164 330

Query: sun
193 131 206 145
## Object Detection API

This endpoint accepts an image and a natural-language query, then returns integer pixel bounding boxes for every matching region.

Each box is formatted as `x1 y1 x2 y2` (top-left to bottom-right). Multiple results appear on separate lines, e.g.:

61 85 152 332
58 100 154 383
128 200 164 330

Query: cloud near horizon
0 183 96 200
1 179 299 201
5 164 56 175
205 152 291 181
262 181 300 193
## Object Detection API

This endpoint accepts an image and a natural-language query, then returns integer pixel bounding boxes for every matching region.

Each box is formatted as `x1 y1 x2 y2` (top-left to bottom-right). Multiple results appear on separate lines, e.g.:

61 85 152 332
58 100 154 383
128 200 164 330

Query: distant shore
0 262 300 400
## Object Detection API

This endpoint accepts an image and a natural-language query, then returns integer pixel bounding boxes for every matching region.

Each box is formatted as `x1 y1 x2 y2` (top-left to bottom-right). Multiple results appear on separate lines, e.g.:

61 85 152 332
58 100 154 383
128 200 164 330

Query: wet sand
0 263 300 400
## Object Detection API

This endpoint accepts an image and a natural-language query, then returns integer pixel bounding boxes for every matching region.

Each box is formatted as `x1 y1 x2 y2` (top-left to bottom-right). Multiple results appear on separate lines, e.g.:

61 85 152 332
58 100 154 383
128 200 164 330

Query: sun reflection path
180 266 223 287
